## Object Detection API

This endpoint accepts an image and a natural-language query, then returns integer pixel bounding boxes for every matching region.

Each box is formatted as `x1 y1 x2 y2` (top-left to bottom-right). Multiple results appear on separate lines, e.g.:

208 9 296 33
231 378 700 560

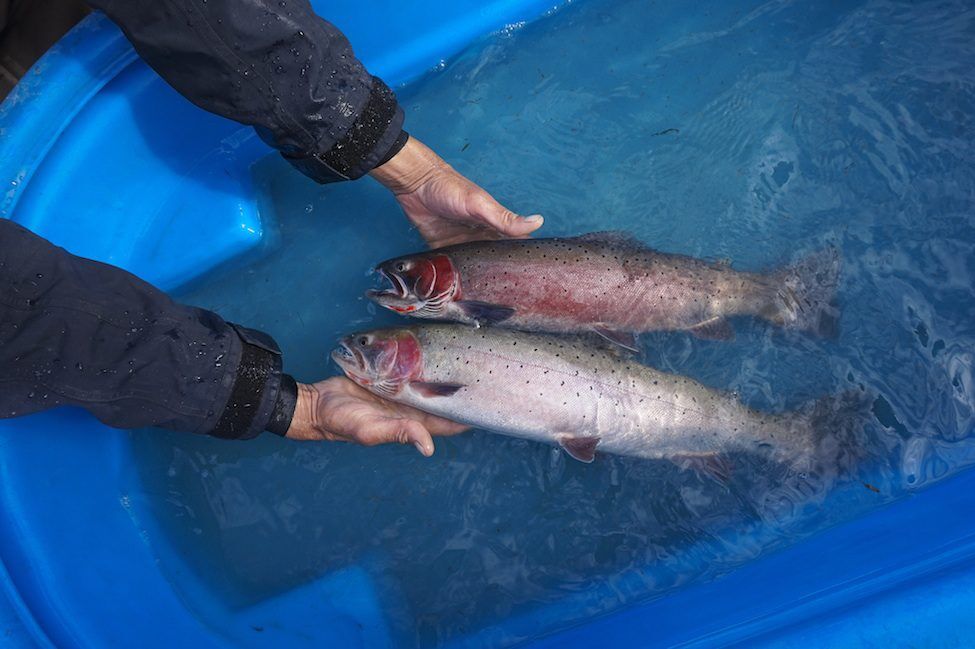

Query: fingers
361 418 436 457
396 419 436 457
472 192 543 237
315 377 459 456
422 415 469 436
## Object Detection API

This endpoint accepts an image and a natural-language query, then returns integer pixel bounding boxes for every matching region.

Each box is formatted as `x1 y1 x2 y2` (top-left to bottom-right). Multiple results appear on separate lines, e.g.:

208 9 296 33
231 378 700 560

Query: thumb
397 419 436 457
474 193 543 237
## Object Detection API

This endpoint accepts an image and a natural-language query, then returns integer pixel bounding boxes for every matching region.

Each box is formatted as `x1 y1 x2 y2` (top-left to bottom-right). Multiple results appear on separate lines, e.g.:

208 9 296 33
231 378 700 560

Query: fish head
367 252 459 319
331 328 422 396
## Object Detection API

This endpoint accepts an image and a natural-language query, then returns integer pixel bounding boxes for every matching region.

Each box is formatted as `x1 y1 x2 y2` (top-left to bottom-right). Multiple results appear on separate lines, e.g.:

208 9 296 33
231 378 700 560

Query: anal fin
688 317 735 341
557 435 600 463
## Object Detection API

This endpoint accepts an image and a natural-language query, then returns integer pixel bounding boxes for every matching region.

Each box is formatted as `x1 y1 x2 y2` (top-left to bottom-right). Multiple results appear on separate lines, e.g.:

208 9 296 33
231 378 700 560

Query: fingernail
524 214 543 223
414 441 430 456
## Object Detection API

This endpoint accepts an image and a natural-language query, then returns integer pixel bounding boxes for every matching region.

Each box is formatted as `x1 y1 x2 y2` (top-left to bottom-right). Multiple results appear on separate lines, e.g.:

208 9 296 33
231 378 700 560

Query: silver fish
332 324 860 470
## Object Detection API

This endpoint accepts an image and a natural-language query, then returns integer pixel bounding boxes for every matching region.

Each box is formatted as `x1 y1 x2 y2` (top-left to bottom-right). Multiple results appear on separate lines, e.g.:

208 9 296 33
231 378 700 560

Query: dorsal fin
572 231 648 249
707 257 733 270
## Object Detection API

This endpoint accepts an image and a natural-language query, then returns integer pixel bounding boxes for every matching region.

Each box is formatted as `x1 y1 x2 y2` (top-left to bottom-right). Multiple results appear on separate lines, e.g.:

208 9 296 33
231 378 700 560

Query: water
131 0 975 645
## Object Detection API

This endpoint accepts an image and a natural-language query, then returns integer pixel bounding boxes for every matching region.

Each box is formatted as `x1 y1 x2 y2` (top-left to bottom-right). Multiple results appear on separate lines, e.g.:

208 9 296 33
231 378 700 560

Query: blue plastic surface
1 1 975 648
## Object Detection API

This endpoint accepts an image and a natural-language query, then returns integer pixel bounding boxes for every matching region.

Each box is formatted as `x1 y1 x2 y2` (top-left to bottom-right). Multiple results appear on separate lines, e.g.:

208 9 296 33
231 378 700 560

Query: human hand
284 377 467 456
370 136 543 248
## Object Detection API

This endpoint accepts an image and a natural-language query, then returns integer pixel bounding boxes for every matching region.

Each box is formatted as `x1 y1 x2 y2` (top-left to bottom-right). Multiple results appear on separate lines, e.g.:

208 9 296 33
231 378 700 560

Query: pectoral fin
410 381 465 397
455 300 515 325
591 325 640 353
558 435 600 463
688 317 735 341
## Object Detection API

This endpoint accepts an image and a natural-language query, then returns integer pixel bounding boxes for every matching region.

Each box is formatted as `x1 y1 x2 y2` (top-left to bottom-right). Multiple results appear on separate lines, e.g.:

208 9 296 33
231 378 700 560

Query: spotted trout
331 324 860 468
367 233 839 348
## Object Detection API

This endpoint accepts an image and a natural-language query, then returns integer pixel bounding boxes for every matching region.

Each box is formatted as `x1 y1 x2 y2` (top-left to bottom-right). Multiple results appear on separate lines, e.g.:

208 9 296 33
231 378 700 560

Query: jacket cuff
207 324 283 440
378 130 410 167
284 76 405 184
266 374 297 437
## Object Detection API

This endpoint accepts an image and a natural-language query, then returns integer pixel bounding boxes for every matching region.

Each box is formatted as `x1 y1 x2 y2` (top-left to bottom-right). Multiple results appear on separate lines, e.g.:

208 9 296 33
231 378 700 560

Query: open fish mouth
367 267 409 299
366 268 425 313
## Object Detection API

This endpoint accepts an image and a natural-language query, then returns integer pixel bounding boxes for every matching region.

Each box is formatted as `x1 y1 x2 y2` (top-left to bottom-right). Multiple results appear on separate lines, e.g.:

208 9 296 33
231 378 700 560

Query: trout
331 324 858 469
366 233 839 348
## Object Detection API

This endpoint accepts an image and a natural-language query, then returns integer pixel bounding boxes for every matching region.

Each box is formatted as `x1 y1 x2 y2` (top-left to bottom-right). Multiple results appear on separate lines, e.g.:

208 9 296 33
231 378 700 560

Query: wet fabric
0 0 89 99
0 219 290 439
88 0 406 183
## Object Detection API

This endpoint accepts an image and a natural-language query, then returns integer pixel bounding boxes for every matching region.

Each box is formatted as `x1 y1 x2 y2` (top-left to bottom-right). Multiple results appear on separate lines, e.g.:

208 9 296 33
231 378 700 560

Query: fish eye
395 262 406 272
357 336 369 346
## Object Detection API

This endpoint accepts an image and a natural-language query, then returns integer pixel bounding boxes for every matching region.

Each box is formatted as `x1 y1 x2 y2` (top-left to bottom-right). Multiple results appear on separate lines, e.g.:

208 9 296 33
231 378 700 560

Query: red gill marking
393 331 424 382
430 254 461 300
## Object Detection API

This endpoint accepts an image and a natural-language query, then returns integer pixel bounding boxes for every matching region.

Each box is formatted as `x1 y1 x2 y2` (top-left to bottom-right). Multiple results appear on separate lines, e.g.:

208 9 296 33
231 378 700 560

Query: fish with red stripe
367 232 840 348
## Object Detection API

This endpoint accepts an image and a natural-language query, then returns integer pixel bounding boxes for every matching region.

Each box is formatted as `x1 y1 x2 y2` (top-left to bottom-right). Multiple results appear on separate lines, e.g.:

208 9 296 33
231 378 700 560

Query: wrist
285 382 322 440
370 136 448 194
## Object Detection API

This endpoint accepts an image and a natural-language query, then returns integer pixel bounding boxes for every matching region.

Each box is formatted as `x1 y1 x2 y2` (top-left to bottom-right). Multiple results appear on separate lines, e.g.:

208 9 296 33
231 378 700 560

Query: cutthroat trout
367 233 839 348
332 324 860 468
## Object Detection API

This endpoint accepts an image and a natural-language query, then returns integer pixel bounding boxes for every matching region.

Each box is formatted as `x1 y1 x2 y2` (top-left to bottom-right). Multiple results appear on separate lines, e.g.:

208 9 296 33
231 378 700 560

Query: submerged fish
331 324 860 470
367 233 839 347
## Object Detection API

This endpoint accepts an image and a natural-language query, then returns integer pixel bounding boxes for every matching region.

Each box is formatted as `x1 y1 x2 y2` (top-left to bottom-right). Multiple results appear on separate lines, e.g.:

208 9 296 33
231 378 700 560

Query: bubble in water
500 21 527 36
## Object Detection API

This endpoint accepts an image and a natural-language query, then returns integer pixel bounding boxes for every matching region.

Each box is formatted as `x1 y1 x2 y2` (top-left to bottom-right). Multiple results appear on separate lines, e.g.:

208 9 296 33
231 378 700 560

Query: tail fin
771 390 871 475
749 391 871 523
760 247 841 337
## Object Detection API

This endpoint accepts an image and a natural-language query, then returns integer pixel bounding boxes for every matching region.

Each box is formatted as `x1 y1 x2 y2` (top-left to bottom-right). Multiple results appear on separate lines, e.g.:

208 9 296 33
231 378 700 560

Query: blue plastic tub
2 2 975 647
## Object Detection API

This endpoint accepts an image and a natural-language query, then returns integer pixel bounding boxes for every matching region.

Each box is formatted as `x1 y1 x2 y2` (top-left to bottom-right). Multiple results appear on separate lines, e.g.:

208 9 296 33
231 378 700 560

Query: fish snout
330 340 364 374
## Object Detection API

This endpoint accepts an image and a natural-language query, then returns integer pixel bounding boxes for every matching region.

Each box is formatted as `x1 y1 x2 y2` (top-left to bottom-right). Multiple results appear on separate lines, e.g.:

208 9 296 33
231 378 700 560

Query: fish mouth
366 268 424 313
369 267 408 298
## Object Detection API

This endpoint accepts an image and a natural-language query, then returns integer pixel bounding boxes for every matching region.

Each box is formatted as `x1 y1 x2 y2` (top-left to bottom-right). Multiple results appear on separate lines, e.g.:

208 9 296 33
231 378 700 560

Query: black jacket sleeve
0 219 296 439
87 0 407 183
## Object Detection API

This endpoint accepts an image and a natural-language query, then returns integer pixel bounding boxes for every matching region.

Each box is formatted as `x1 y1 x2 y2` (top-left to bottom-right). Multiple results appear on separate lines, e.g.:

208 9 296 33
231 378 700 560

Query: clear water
131 0 975 645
